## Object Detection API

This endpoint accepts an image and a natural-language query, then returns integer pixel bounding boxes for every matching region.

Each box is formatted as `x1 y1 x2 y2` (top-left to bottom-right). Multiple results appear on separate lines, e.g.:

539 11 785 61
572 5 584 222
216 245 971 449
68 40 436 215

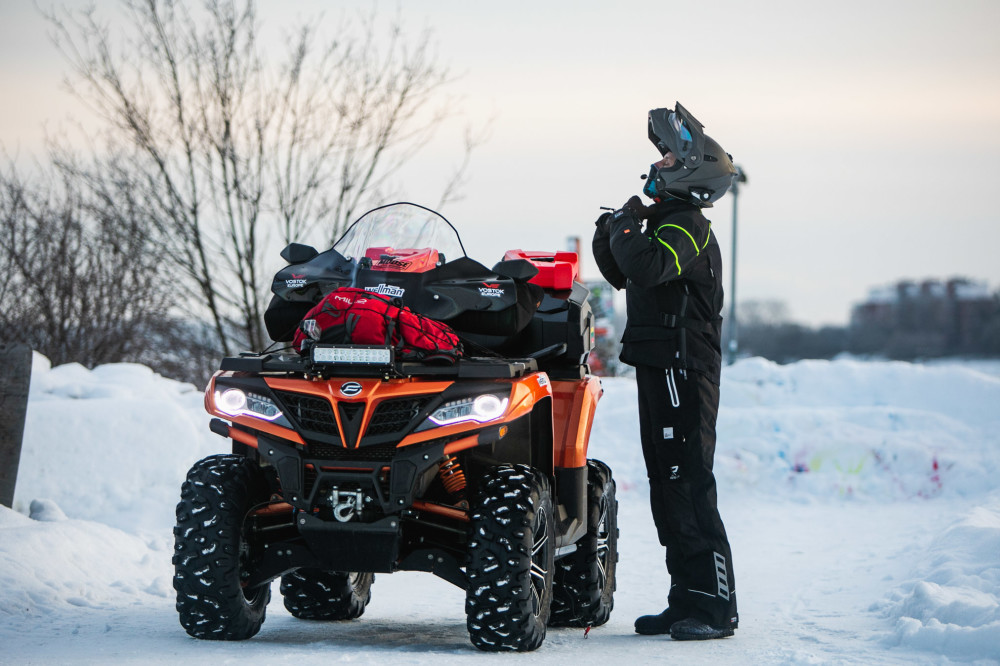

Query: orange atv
173 203 618 652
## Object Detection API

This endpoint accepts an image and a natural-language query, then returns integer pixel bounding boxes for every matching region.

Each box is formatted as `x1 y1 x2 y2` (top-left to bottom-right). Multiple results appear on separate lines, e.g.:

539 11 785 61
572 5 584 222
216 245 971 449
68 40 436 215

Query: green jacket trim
656 223 701 256
655 236 682 275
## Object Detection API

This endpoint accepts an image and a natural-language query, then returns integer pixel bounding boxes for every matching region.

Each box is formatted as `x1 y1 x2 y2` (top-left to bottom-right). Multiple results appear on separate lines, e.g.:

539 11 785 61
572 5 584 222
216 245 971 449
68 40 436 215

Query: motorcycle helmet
645 102 736 207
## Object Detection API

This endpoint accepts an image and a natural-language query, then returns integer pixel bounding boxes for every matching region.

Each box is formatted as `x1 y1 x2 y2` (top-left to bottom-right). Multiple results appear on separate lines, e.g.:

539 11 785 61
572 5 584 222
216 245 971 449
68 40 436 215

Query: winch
328 486 365 522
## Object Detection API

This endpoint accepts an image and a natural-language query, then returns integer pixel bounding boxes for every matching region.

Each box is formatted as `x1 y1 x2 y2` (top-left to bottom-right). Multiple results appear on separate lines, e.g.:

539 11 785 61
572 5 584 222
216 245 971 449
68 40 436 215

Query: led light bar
311 345 394 366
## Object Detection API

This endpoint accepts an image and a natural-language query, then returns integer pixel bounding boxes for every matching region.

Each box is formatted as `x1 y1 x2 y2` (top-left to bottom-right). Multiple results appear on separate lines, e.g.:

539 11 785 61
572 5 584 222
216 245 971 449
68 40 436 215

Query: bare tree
738 299 791 328
44 0 479 354
0 159 171 367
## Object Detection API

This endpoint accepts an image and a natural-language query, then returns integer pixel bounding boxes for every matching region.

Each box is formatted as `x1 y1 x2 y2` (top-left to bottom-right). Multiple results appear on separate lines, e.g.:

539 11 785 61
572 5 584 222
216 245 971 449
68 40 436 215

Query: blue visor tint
669 112 693 156
643 165 659 199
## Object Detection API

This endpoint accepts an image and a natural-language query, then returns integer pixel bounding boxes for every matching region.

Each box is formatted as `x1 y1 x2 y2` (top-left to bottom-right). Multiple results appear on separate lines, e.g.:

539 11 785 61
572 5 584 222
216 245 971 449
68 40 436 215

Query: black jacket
592 199 724 383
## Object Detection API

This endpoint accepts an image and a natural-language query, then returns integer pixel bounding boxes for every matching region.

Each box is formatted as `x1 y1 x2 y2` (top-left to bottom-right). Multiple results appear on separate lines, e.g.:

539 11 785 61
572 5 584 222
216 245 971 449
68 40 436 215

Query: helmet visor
648 102 706 166
667 112 693 155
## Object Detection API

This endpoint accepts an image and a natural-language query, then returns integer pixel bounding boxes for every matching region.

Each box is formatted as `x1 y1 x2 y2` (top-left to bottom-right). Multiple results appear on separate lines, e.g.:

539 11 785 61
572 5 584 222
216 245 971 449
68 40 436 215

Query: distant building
850 278 998 357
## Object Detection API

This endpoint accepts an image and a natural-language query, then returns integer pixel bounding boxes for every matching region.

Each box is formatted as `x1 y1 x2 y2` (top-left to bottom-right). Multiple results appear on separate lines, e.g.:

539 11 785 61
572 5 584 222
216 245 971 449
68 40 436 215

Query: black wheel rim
239 513 267 603
528 507 550 617
595 494 610 592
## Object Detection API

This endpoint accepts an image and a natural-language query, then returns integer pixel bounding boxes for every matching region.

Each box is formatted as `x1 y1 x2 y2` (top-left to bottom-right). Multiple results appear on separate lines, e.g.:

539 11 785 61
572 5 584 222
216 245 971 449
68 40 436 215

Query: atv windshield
334 203 467 273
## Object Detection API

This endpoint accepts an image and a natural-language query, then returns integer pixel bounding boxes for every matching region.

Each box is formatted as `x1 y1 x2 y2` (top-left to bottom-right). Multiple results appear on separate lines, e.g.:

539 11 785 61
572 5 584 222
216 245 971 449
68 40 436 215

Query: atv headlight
425 393 509 427
214 388 284 422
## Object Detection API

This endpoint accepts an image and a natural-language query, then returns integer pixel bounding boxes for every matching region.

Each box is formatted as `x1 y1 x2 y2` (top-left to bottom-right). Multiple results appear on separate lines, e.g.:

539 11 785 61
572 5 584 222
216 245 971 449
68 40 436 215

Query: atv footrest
398 548 467 589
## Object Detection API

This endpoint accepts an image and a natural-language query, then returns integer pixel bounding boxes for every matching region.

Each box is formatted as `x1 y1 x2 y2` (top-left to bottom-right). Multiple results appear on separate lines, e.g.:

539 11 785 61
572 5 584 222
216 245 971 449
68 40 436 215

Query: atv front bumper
221 424 507 589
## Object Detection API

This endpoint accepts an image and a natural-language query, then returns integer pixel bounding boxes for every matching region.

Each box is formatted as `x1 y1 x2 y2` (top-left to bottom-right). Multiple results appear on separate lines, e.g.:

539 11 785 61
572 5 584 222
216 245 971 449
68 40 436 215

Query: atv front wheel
173 454 271 640
280 569 374 620
465 464 554 652
549 459 619 627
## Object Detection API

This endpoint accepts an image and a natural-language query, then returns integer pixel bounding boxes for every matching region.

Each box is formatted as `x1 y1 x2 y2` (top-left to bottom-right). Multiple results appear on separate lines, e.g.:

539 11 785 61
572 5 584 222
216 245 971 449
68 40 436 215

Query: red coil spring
438 455 467 495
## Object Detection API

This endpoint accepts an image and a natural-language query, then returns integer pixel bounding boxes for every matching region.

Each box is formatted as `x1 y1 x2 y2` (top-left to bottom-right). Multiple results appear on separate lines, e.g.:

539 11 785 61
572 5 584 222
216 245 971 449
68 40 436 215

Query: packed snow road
0 497 968 665
3 356 999 664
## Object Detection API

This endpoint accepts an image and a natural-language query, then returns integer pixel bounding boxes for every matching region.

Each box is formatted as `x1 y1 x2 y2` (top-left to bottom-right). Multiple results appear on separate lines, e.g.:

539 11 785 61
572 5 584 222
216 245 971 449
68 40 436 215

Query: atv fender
551 376 603 468
554 465 587 549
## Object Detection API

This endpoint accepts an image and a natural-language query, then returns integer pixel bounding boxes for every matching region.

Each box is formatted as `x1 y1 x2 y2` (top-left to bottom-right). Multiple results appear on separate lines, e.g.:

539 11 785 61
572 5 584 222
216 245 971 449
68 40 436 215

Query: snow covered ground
3 354 999 664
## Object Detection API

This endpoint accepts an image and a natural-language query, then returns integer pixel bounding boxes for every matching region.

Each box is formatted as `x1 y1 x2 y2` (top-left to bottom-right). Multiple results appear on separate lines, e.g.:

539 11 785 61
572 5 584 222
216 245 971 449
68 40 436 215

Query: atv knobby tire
465 464 555 652
549 459 619 627
173 454 271 640
280 569 374 620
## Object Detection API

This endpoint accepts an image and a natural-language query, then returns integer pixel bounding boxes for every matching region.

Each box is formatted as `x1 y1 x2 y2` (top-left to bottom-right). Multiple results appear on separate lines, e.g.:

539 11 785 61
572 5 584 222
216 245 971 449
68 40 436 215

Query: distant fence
0 343 31 507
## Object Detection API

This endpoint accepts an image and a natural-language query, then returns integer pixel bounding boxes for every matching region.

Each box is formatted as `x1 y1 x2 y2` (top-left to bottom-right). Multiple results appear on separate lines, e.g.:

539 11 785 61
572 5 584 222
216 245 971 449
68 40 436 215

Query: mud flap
554 465 587 548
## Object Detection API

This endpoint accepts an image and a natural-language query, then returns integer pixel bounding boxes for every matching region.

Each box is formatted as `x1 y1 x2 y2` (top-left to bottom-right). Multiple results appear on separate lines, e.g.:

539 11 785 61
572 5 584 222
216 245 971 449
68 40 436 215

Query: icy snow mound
718 357 1000 500
13 354 1000 535
0 504 172 618
723 357 1000 422
591 358 1000 501
14 353 218 532
876 497 1000 662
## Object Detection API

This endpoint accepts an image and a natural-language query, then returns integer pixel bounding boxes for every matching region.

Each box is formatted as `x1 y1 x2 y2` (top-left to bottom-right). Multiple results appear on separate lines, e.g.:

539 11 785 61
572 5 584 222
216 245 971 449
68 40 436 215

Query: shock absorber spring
438 455 467 495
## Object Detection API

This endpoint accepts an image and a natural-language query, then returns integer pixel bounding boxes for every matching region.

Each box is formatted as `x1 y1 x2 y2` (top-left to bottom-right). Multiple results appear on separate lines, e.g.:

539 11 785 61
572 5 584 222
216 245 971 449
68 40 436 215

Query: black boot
634 607 687 635
669 617 735 640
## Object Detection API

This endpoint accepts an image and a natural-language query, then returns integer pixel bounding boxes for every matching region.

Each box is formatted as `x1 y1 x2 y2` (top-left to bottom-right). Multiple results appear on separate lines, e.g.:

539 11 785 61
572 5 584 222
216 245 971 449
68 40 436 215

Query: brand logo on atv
340 382 362 397
478 282 505 298
376 256 412 270
285 272 307 289
366 283 405 298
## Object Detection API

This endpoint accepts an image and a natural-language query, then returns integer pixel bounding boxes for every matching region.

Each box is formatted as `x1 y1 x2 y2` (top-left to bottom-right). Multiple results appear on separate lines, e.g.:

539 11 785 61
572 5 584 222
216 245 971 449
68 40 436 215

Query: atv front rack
220 349 539 380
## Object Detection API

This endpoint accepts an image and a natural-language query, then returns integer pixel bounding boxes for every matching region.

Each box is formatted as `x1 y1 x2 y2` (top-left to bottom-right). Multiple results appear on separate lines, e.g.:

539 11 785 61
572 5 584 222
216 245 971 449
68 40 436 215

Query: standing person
591 102 739 640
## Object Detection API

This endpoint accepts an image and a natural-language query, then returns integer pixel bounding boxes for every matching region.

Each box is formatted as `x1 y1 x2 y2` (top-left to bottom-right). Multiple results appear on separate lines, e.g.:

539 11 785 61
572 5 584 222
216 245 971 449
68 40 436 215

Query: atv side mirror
280 243 319 265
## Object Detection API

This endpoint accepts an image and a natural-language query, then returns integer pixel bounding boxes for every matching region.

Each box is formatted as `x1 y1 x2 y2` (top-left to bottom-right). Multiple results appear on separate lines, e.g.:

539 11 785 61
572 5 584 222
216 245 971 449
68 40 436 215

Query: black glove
620 195 649 219
594 213 611 242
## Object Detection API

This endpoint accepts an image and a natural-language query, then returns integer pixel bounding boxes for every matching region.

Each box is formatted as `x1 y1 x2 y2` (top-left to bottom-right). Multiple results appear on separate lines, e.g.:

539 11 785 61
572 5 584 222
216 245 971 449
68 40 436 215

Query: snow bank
15 354 1000 532
592 358 1000 501
720 358 999 500
876 497 1000 662
14 352 219 532
0 505 172 618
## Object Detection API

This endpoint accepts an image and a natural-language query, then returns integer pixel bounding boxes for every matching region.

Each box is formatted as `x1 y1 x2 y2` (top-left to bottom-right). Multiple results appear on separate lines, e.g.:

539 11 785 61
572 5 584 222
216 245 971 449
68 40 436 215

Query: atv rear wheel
549 459 619 627
280 569 374 620
465 464 554 652
173 454 271 640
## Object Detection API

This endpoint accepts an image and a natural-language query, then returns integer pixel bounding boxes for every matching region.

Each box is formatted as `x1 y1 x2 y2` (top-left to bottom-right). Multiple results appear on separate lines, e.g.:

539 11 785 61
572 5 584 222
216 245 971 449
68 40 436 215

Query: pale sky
3 0 999 326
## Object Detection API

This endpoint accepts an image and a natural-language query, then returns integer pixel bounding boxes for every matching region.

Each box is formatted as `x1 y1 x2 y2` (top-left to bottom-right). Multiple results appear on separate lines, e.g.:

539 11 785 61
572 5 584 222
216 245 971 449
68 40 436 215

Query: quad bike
173 203 618 652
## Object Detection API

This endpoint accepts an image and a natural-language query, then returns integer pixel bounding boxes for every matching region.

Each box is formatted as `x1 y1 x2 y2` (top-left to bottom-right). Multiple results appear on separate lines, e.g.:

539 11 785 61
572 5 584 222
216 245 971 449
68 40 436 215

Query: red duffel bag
292 287 462 363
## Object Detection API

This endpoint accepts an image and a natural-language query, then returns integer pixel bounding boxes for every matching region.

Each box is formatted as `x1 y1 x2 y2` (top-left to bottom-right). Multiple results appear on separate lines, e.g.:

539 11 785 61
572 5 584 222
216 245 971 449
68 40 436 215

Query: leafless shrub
0 159 171 367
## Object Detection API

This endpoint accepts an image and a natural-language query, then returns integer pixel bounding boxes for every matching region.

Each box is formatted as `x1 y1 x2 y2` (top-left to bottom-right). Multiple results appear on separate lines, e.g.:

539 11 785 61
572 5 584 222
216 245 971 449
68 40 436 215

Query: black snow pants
635 364 738 629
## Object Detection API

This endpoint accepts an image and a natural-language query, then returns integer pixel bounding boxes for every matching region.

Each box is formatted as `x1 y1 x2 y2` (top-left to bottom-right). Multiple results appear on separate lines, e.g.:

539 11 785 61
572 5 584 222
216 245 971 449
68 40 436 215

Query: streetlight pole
727 166 747 365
